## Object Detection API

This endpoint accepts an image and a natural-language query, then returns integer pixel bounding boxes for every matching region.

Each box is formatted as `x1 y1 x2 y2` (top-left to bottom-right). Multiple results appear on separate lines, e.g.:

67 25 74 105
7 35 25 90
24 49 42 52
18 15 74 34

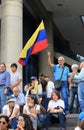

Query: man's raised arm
47 51 54 67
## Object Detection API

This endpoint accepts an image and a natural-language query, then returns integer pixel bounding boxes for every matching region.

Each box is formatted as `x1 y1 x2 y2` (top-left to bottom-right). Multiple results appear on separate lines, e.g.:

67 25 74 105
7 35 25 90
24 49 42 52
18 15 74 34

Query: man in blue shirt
0 63 10 113
47 51 71 113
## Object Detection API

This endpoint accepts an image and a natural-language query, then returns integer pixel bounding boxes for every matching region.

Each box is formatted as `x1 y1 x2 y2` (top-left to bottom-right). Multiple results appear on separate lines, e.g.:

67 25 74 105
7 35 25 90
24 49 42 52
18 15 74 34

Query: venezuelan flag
18 21 48 65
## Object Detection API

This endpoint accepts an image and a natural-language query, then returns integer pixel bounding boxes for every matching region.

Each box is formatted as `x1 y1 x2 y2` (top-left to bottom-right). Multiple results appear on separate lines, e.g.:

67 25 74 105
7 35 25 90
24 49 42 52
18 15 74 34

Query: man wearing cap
47 51 71 113
73 62 84 111
69 64 79 113
44 75 55 104
0 63 10 113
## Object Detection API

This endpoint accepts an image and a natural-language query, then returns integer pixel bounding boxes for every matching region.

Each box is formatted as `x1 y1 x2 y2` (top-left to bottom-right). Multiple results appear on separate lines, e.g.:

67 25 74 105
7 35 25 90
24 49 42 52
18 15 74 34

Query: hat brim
6 98 16 104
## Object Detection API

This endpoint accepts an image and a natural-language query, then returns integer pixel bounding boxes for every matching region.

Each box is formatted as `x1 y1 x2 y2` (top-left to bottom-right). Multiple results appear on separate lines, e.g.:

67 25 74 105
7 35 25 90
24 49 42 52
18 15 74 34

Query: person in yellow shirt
31 76 38 99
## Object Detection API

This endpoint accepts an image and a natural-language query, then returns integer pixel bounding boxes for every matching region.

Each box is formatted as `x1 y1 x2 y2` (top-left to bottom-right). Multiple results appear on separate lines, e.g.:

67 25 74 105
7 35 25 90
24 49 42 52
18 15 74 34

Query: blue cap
30 76 36 80
78 112 84 121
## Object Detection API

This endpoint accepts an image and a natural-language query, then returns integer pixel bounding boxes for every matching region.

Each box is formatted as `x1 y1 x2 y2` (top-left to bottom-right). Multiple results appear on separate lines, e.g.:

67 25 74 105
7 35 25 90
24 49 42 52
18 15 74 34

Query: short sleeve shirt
10 72 22 90
23 104 40 114
3 104 19 117
48 99 65 110
13 93 25 104
53 64 70 81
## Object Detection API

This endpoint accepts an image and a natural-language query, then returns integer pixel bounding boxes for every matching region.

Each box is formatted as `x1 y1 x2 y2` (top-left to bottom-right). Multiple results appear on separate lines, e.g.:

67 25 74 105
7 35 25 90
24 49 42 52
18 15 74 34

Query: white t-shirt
48 99 65 109
24 104 39 130
10 72 22 90
47 81 55 98
25 90 29 104
23 104 40 114
3 104 19 117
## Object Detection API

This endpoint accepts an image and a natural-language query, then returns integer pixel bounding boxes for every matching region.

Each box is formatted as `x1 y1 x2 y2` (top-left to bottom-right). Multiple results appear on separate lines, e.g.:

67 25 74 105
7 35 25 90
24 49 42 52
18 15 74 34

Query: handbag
52 106 65 117
54 67 65 89
37 104 47 122
38 113 46 122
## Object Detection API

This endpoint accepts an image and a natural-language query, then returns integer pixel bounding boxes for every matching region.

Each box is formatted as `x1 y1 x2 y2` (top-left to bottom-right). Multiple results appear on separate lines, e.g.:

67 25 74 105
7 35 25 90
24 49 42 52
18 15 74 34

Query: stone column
1 0 23 73
39 12 54 80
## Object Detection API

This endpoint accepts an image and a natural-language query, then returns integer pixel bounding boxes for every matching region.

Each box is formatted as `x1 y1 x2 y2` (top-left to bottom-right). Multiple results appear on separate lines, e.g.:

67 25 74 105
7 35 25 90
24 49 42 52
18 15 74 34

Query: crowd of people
0 51 84 130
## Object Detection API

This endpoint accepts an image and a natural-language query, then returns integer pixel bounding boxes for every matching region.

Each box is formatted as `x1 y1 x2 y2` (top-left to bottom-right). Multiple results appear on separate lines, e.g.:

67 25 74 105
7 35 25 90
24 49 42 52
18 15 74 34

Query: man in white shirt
44 76 55 103
8 63 22 96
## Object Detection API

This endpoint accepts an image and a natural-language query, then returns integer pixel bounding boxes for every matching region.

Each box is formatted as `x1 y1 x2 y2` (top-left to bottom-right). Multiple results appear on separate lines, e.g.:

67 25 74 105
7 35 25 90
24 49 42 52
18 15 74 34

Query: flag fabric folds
18 20 48 66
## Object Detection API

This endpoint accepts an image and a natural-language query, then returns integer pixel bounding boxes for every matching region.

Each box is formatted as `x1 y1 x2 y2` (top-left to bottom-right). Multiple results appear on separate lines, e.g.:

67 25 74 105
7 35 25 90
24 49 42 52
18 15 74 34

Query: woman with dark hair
43 90 66 130
23 94 40 130
0 115 11 130
16 114 34 130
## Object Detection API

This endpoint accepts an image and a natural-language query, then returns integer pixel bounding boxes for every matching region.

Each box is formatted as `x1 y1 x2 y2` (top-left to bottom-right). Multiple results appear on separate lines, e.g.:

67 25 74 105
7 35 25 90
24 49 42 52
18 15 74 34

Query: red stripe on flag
18 58 25 66
30 39 48 55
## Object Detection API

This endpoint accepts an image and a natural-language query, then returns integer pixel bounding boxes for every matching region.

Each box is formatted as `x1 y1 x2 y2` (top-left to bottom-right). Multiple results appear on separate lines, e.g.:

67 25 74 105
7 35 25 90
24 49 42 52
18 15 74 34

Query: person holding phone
16 113 34 130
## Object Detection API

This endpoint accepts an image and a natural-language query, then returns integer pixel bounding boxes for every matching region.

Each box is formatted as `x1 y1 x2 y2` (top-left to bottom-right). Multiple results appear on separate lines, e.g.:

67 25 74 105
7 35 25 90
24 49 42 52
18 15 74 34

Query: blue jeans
44 111 66 129
78 82 84 111
56 81 69 112
69 87 79 113
42 91 48 110
11 117 17 129
0 86 6 113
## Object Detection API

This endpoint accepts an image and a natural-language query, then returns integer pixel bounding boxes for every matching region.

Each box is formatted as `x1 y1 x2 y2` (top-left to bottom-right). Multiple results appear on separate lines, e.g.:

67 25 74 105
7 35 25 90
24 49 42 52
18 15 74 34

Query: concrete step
40 114 78 130
66 114 78 127
48 114 78 130
48 127 75 130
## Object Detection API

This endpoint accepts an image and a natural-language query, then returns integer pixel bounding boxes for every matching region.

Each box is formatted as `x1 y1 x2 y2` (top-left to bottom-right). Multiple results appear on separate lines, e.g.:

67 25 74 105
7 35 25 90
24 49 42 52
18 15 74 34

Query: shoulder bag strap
60 66 65 81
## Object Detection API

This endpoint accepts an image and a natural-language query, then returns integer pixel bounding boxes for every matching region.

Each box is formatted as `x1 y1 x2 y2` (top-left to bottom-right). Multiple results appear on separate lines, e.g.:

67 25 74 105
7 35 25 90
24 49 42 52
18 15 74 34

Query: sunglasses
0 121 6 125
